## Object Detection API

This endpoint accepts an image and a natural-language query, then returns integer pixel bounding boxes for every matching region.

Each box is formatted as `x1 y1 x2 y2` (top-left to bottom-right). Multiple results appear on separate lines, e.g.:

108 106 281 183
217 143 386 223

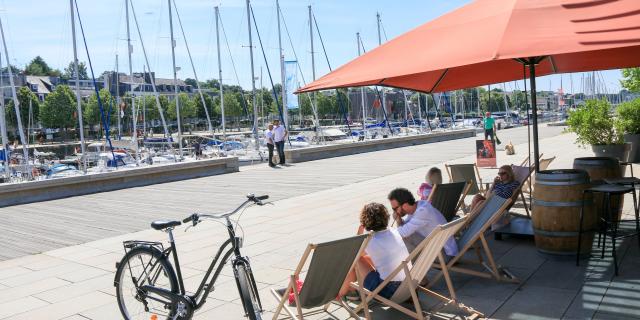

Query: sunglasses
498 171 508 176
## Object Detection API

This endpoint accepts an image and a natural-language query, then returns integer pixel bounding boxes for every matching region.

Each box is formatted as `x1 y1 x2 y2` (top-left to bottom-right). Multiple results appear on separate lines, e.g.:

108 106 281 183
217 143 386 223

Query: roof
155 78 187 86
25 76 53 95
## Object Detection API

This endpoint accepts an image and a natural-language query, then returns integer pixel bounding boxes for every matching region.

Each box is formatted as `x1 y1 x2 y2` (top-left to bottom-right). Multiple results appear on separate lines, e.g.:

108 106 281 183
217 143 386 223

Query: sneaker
343 292 361 303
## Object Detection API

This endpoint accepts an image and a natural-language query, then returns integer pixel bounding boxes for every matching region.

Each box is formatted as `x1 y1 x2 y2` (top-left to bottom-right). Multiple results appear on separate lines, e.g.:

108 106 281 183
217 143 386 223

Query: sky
0 0 626 94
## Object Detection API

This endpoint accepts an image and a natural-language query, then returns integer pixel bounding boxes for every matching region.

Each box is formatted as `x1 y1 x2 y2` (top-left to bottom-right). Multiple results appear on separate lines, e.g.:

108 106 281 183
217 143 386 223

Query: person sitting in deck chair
388 188 458 257
339 203 410 300
417 167 443 201
469 165 519 212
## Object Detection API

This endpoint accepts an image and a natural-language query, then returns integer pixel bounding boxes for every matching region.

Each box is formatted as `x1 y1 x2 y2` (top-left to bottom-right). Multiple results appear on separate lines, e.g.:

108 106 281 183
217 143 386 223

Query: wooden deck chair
429 195 517 286
522 156 556 196
445 163 484 194
519 153 544 167
427 181 471 222
352 217 483 320
508 164 535 217
271 234 370 320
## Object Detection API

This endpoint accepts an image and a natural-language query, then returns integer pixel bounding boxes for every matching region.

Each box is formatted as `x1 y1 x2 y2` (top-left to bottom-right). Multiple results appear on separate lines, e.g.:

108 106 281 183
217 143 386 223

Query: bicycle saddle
151 220 181 230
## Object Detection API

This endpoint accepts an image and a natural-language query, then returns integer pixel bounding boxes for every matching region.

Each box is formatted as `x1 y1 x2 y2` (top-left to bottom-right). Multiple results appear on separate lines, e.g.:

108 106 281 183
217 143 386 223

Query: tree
184 78 198 88
84 88 116 127
316 93 337 118
621 68 640 93
1 65 22 74
25 56 61 77
193 93 218 121
166 93 196 122
40 85 76 130
5 87 40 131
62 61 89 80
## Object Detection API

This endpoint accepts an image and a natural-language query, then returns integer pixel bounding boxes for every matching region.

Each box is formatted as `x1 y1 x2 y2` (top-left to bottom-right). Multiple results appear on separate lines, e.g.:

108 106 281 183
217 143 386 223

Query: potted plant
566 99 630 161
617 98 640 163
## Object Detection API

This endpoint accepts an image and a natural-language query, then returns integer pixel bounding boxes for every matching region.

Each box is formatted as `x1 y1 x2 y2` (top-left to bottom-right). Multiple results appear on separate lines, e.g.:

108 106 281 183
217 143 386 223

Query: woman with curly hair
338 202 410 299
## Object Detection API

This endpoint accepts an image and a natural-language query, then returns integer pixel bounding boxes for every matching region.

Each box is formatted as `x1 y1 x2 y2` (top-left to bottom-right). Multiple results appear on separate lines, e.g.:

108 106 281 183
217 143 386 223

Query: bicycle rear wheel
115 246 179 320
236 264 262 320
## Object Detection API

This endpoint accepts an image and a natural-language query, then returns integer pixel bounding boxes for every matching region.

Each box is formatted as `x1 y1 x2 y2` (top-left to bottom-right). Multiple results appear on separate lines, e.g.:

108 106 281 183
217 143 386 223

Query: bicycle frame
141 214 263 316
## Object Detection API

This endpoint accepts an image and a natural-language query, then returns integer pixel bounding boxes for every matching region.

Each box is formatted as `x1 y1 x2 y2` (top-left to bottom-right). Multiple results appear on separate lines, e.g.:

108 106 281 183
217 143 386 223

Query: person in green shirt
483 111 496 142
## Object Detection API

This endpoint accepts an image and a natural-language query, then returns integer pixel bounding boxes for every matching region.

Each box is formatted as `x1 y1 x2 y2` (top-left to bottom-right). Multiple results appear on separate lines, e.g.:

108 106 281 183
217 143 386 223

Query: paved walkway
1 125 639 319
1 126 562 260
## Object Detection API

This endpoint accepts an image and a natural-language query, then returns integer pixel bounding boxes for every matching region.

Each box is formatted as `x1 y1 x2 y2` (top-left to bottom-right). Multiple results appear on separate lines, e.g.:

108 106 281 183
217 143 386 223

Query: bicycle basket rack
122 240 165 254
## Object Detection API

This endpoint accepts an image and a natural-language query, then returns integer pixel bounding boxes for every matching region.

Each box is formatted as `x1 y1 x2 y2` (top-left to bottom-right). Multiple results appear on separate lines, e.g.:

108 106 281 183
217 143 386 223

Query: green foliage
62 61 89 80
40 85 77 129
222 92 243 117
193 93 218 120
566 99 623 146
84 89 116 126
5 87 39 129
167 93 196 120
621 68 640 93
616 98 640 135
317 93 337 117
25 56 61 77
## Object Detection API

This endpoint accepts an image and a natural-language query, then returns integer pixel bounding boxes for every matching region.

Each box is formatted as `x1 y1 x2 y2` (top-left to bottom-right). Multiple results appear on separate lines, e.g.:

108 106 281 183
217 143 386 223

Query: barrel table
532 170 596 256
573 157 624 220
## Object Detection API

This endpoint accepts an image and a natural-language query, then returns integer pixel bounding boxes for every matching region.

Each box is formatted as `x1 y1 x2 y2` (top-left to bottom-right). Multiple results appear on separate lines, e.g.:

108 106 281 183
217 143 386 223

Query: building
103 71 193 99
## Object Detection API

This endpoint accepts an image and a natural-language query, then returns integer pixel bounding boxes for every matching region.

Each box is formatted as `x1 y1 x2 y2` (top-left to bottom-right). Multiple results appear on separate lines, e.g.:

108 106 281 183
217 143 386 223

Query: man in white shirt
388 188 458 256
272 119 287 165
264 124 275 167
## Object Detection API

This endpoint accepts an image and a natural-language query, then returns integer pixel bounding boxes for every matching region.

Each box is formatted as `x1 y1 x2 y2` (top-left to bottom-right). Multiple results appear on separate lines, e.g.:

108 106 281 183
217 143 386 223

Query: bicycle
114 194 268 320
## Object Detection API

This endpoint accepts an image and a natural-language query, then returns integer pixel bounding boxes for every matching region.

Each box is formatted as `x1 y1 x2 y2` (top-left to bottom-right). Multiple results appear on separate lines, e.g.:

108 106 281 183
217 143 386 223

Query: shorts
363 271 401 299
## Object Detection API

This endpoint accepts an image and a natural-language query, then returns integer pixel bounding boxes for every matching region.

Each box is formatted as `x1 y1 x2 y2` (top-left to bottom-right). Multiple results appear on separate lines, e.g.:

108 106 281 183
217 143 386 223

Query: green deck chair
271 234 370 320
428 181 471 222
445 163 484 194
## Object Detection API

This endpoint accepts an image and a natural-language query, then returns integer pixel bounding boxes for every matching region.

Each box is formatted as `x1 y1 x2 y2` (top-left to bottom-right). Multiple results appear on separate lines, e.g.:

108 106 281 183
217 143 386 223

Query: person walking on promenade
265 124 275 167
483 111 496 142
273 119 287 165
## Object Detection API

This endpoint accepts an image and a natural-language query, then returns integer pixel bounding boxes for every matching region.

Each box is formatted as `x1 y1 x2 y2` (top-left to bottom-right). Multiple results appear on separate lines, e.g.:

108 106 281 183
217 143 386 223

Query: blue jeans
275 141 285 164
363 271 401 299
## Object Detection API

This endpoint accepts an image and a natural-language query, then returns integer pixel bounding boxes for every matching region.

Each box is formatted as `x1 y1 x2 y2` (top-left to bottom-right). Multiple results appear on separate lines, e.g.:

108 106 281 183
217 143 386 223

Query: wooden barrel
532 169 595 256
573 157 624 220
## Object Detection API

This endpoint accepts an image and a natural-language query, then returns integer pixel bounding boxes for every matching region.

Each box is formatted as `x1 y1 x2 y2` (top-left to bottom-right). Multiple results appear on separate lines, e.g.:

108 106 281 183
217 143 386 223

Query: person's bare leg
338 256 375 297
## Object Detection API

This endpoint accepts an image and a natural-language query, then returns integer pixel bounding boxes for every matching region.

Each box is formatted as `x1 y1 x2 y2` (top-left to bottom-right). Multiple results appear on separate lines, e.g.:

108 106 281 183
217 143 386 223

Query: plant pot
624 133 640 163
591 143 631 162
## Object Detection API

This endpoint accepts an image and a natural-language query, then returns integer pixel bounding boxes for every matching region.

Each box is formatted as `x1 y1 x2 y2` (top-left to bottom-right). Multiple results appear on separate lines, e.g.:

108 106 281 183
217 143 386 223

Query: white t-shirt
365 229 410 282
273 125 286 142
264 129 273 145
397 200 459 256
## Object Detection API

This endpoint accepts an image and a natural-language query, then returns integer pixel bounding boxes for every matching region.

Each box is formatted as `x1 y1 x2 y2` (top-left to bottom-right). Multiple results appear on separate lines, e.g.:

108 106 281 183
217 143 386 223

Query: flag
284 60 299 110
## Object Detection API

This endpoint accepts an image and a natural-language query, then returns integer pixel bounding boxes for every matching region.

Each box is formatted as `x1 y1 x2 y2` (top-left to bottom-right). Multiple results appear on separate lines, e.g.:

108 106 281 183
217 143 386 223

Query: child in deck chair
417 167 443 201
338 203 410 300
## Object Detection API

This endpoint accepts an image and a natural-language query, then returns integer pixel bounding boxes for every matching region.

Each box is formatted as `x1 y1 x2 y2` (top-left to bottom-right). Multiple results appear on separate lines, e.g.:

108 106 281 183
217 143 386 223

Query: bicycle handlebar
183 194 269 226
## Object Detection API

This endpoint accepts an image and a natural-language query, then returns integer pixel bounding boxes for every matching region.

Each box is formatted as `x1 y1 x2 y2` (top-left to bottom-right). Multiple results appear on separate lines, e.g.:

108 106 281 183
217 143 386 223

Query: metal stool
577 183 639 275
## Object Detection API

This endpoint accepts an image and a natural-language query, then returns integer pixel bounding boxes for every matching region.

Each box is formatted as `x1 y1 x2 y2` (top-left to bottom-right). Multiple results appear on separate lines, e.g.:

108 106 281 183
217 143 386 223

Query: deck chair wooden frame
271 235 371 320
508 164 535 217
445 163 485 194
429 195 517 287
427 181 472 222
351 217 483 320
522 156 555 196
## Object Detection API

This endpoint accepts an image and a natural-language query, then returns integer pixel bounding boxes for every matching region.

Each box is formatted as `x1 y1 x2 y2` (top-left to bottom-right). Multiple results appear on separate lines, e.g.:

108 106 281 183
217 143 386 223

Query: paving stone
0 295 50 319
492 285 577 319
8 291 113 320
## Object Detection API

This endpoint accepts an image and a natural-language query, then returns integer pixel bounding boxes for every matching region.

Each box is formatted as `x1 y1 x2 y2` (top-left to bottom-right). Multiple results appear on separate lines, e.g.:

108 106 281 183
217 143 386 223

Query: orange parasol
298 0 640 170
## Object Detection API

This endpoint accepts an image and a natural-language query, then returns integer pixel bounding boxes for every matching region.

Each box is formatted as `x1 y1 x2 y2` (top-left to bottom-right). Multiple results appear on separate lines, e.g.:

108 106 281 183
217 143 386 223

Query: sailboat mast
142 64 146 136
377 12 384 122
277 0 287 129
215 6 225 140
246 0 259 150
125 0 138 164
357 32 366 131
168 0 183 158
69 0 86 173
308 5 316 124
116 54 121 138
0 51 10 178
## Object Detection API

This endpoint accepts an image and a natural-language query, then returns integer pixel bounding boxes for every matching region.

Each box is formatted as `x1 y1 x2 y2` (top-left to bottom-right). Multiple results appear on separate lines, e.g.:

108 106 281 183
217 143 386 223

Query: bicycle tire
236 264 262 320
115 246 179 320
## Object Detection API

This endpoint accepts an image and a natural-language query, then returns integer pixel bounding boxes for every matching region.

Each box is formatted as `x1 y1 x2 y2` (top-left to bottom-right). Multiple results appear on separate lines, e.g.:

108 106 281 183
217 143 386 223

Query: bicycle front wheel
236 264 262 320
115 246 179 320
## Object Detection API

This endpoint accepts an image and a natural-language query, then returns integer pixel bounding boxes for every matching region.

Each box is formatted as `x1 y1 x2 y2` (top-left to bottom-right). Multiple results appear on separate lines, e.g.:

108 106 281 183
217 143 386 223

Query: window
30 84 38 92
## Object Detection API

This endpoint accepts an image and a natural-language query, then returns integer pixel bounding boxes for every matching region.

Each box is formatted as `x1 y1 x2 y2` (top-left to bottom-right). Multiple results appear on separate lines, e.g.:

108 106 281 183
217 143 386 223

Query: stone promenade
1 125 639 319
